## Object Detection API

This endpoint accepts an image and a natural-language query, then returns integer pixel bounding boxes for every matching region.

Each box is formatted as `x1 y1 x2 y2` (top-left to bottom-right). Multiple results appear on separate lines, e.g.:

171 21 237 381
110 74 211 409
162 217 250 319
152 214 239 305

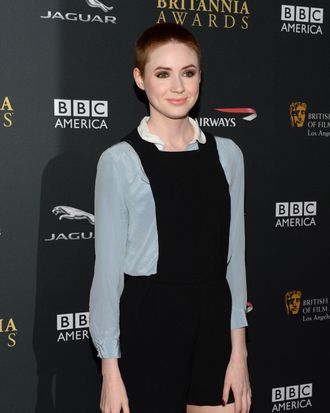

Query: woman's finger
241 389 248 413
122 400 130 413
234 389 242 413
222 380 231 406
247 387 252 412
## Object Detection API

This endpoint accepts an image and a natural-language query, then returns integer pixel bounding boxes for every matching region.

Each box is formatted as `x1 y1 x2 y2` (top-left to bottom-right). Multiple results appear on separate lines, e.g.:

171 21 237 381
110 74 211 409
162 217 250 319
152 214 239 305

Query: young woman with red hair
90 22 251 413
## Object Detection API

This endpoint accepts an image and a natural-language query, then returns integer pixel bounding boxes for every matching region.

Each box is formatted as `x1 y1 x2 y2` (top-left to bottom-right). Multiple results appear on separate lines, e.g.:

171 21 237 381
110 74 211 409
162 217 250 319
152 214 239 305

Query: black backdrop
1 1 329 412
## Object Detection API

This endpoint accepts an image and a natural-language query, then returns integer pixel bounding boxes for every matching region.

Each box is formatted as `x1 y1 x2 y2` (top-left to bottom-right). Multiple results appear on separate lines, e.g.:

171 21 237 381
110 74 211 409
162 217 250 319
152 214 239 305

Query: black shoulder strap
202 129 215 140
119 128 140 146
200 129 217 151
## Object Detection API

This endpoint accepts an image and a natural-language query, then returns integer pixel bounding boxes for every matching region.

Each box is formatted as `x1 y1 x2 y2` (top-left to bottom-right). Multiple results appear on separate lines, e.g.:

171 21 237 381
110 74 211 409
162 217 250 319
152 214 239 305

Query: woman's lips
166 98 188 105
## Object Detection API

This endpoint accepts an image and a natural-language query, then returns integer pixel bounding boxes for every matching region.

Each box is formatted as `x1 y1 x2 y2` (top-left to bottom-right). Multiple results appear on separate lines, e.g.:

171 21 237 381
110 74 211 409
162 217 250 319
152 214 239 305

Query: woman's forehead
145 42 200 68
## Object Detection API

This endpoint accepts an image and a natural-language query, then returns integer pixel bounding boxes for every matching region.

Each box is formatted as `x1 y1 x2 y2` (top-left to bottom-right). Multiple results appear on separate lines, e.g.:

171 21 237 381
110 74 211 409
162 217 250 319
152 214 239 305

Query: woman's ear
133 67 145 90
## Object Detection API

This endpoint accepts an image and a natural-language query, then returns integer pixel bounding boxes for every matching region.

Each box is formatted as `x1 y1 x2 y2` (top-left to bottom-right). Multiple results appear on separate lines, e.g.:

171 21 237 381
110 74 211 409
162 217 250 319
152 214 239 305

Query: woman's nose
170 75 184 93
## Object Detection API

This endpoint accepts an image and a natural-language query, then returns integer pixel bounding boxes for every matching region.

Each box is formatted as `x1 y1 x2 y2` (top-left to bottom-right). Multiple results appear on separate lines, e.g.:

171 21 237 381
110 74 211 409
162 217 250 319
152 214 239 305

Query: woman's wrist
230 348 248 361
101 358 121 378
230 327 248 360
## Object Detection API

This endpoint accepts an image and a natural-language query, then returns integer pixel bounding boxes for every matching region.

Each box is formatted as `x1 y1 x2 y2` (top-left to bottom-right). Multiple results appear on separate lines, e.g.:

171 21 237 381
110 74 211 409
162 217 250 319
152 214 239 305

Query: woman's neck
147 115 195 151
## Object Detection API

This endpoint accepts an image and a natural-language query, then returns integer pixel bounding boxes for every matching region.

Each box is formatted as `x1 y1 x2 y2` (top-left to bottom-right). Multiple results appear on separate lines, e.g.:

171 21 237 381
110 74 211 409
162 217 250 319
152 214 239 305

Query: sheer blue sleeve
216 137 248 329
89 148 128 358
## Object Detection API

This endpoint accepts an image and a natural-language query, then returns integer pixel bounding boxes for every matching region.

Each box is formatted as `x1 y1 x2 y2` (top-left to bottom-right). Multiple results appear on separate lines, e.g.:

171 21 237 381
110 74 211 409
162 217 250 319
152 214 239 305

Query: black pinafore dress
117 129 234 412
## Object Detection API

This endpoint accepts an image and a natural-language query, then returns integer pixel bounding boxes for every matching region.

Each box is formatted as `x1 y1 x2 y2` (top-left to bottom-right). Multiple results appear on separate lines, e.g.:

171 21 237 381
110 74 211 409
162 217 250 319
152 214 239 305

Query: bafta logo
285 290 302 315
290 102 307 127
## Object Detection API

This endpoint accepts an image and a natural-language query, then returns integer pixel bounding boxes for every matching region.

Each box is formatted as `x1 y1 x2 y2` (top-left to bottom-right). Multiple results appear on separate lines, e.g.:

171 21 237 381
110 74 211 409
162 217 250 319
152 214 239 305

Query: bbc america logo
56 312 90 342
275 201 317 228
281 5 324 35
272 383 312 412
54 99 109 129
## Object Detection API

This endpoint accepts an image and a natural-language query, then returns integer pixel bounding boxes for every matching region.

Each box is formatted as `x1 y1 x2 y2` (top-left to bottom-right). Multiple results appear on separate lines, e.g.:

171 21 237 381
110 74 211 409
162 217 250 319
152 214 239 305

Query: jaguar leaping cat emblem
52 206 95 225
85 0 113 13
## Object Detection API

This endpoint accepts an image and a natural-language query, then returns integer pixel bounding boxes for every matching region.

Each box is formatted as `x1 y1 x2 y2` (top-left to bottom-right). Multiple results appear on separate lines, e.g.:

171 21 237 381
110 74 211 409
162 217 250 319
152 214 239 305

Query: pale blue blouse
89 117 248 359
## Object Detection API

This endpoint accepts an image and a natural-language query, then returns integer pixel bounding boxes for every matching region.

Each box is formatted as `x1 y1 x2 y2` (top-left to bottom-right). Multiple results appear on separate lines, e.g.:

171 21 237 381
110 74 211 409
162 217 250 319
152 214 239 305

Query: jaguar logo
52 206 95 225
85 0 113 13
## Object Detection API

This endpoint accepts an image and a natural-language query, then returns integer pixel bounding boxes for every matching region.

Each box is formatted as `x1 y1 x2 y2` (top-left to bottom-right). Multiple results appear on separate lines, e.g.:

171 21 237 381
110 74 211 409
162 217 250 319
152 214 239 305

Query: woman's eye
156 72 169 78
183 70 196 78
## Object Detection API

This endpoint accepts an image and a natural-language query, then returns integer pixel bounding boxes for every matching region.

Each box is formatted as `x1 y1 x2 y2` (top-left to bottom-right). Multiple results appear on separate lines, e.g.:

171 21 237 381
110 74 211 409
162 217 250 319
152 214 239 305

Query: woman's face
134 41 201 122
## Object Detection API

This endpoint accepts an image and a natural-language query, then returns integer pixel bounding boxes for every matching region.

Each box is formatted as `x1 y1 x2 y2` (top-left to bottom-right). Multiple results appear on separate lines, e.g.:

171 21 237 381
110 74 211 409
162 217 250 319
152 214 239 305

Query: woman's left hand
222 353 252 413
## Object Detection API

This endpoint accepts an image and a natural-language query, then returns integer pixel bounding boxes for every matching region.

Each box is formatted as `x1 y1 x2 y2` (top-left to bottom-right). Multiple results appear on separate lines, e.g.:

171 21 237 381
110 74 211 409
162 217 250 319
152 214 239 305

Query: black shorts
118 275 234 413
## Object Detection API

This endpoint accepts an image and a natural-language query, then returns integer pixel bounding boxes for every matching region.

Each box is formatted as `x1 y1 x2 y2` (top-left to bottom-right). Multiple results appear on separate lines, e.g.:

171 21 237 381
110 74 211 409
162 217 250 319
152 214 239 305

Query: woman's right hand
100 359 130 413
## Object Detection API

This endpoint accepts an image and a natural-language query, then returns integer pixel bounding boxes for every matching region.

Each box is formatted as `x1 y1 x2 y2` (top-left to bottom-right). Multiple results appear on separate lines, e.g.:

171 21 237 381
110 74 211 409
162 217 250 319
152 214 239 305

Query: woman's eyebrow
153 64 197 71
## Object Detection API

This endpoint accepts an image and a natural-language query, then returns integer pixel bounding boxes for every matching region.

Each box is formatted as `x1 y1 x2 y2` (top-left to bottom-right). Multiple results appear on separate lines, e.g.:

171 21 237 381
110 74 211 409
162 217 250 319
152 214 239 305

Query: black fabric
121 128 230 283
118 129 234 412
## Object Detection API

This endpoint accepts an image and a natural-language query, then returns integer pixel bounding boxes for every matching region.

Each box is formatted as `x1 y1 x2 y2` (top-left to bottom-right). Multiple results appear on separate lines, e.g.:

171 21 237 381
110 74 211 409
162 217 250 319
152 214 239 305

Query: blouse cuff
231 307 248 329
92 336 121 359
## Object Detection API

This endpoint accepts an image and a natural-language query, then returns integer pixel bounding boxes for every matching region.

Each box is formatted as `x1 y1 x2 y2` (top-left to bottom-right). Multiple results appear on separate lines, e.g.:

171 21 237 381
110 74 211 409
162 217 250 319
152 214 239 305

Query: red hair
135 23 201 76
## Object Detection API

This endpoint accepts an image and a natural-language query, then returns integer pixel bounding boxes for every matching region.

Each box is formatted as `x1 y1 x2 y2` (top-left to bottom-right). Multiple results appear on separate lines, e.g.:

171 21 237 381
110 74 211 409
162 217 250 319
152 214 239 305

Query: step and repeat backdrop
1 0 329 412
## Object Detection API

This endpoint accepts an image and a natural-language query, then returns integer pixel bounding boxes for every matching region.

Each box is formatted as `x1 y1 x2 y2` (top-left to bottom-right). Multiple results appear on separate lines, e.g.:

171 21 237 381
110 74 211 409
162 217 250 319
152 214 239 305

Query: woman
89 22 251 413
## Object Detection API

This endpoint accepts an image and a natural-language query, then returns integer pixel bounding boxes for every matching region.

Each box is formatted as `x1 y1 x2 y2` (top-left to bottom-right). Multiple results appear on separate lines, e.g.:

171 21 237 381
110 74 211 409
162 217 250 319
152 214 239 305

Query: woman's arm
225 139 248 330
89 148 131 412
220 138 251 412
89 148 128 359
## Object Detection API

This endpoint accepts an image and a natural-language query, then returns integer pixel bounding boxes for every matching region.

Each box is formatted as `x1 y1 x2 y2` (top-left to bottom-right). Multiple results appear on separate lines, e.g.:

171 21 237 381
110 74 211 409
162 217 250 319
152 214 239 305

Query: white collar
137 116 206 151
